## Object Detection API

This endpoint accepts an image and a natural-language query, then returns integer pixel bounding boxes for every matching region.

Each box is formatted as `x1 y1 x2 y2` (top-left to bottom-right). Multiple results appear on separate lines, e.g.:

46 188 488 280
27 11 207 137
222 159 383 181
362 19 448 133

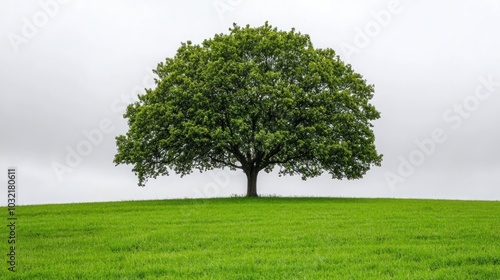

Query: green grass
3 197 500 279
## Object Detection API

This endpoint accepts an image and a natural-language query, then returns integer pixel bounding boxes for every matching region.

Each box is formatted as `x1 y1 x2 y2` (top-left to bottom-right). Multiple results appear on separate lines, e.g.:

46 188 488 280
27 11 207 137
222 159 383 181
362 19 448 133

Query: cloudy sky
1 0 499 205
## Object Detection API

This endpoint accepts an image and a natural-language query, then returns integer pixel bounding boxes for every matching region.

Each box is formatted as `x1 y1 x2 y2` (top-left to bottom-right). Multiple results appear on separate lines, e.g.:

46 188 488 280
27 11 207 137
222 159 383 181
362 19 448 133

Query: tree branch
208 155 242 169
261 152 309 169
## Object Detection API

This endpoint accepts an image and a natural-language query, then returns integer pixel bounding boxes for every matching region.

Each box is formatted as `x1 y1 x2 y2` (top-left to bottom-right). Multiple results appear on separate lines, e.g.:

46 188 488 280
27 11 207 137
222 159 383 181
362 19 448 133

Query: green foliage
114 22 382 192
6 198 500 279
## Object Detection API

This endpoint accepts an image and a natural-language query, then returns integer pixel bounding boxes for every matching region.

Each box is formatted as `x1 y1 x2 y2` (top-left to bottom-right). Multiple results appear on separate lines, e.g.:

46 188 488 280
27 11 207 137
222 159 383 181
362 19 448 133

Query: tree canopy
114 22 382 197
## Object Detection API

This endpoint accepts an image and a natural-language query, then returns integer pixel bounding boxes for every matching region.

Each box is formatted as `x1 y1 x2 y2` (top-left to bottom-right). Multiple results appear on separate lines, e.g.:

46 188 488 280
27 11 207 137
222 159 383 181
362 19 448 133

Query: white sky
1 0 499 205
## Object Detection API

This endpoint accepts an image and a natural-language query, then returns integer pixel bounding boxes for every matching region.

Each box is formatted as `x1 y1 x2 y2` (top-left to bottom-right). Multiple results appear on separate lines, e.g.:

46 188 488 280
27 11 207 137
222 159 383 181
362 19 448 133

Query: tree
114 22 383 197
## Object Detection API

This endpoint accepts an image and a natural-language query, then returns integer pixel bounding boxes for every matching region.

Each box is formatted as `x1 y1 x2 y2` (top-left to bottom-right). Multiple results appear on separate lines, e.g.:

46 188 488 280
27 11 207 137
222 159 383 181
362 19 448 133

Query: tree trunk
245 168 259 197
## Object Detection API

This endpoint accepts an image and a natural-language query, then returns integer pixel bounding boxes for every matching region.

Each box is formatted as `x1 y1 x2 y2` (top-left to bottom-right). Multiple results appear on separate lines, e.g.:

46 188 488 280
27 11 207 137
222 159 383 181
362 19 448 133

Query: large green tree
114 23 382 197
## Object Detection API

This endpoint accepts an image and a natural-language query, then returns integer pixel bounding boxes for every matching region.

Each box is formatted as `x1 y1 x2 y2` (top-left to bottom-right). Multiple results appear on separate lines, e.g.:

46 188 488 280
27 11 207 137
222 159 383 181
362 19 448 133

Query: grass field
3 197 500 279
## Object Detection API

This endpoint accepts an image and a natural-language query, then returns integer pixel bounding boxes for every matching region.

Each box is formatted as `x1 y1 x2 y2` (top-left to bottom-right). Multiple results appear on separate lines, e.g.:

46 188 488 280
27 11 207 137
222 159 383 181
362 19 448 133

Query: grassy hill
3 197 500 279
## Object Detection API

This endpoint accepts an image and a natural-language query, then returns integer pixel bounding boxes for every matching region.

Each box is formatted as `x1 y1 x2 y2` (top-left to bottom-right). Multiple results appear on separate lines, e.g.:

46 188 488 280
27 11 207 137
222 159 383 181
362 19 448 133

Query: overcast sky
1 0 499 205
